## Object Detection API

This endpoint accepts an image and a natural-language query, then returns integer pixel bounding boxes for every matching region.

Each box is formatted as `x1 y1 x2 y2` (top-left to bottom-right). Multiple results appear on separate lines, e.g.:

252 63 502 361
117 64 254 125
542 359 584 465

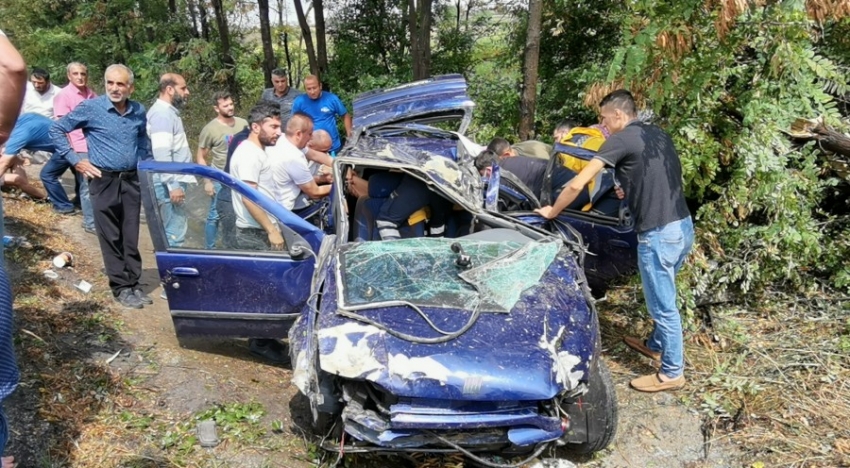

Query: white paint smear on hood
318 322 386 380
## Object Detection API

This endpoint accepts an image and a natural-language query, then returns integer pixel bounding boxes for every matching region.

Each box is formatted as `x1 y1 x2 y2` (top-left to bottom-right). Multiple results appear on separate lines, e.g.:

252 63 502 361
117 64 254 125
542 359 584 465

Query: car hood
352 74 474 133
314 239 598 401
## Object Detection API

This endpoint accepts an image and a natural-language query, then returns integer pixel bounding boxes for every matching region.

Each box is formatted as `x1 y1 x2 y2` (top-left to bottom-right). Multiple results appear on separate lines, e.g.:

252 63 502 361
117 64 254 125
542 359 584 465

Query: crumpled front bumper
340 384 566 450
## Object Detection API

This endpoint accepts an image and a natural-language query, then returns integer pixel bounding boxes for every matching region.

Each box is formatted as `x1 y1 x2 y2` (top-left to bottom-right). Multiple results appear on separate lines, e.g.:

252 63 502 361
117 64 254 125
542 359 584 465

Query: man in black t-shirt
536 90 694 393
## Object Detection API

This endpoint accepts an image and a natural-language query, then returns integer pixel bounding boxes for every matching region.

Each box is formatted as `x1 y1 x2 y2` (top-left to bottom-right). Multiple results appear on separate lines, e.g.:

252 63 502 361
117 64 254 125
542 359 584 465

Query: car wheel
562 358 618 454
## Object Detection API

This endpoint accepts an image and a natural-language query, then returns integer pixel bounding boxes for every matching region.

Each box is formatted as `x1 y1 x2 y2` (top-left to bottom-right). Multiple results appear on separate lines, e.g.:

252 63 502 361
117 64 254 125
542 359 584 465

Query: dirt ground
2 168 743 468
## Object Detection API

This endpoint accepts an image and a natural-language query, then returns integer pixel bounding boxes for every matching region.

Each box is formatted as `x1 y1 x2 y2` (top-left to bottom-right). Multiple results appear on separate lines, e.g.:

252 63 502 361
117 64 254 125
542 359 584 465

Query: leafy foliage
596 1 850 298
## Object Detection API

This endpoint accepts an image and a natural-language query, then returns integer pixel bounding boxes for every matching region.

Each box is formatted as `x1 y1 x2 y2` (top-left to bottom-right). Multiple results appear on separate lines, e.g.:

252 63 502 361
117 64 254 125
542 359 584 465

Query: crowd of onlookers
0 26 700 464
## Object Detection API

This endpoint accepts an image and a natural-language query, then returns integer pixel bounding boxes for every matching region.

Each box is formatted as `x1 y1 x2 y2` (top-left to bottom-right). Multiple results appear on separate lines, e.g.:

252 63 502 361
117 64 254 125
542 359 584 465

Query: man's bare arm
196 147 210 165
242 181 284 250
305 147 333 166
535 158 606 219
343 113 353 138
298 180 332 199
0 32 27 146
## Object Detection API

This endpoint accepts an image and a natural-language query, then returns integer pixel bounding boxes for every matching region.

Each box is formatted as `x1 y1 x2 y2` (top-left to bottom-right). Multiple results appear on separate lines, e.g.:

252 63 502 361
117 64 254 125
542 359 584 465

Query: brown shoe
623 336 661 361
630 373 685 392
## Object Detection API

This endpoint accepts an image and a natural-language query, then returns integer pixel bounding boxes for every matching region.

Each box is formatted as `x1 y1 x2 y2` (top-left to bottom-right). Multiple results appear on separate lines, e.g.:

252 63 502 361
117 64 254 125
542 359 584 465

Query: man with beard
43 62 97 230
147 73 194 249
21 67 58 119
229 103 290 363
50 64 153 309
196 91 248 249
229 103 284 251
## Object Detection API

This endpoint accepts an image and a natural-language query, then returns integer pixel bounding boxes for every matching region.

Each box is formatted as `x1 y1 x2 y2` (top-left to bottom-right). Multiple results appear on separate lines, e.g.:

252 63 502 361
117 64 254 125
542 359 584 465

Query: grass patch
602 282 850 467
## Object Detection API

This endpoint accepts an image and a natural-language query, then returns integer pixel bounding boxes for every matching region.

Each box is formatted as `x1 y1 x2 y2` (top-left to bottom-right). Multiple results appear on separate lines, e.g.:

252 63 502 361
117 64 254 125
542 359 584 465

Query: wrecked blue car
137 75 618 463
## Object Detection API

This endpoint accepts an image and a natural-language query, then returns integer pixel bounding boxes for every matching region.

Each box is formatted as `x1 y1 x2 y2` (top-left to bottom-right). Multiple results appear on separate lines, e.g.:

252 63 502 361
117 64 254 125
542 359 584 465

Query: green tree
597 1 850 294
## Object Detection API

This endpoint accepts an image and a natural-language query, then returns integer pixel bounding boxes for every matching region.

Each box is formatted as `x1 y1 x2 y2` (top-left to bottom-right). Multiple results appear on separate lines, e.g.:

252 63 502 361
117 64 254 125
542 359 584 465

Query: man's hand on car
267 230 284 251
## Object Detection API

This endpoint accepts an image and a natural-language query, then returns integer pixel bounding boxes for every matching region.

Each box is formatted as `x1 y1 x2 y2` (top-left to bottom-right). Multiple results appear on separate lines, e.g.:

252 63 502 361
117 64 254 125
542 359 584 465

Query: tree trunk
187 0 200 38
168 0 177 15
409 0 433 80
210 0 238 100
198 0 210 41
419 0 432 78
258 0 276 88
282 31 294 84
294 0 318 76
314 0 328 78
519 0 543 140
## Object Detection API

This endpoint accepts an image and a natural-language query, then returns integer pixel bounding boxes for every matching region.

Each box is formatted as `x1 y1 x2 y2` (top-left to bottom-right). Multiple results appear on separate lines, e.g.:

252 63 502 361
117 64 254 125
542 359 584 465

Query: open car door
138 161 324 339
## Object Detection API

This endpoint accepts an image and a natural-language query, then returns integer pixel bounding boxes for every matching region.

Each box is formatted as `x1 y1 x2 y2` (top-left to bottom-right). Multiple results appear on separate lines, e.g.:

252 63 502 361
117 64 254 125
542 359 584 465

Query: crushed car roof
352 74 474 132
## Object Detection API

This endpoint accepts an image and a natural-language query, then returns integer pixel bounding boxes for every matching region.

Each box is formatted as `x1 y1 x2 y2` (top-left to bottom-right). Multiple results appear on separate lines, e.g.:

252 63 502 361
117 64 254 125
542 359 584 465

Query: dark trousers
89 170 142 296
235 227 271 251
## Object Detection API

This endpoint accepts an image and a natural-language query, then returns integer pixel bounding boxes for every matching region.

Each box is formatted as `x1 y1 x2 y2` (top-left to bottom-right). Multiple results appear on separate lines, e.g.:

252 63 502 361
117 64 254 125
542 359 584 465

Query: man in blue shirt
50 64 153 310
290 75 351 153
0 113 49 202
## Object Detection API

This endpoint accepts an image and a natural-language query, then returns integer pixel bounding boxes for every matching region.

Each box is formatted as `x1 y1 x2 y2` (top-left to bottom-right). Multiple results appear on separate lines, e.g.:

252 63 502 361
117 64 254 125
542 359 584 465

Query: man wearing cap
260 68 302 117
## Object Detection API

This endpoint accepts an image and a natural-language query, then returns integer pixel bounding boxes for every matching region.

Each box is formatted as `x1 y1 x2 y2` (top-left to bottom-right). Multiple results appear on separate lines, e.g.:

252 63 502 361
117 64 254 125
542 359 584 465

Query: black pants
88 169 142 296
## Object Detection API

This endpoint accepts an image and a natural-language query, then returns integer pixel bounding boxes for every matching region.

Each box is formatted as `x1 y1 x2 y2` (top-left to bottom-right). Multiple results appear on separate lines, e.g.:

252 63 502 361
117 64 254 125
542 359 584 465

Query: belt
98 168 137 179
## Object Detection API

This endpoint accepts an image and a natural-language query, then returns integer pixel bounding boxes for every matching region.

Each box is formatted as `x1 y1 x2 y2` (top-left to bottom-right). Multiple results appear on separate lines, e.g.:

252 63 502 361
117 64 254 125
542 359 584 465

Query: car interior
337 164 545 245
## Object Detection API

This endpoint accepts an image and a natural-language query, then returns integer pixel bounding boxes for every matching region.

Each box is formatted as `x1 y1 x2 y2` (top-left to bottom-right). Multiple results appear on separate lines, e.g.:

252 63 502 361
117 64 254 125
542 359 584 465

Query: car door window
147 171 287 253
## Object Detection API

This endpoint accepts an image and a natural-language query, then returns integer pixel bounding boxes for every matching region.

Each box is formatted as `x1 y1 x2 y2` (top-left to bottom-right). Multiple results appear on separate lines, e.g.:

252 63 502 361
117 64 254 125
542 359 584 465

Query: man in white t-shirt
228 102 284 251
21 68 59 119
266 113 331 210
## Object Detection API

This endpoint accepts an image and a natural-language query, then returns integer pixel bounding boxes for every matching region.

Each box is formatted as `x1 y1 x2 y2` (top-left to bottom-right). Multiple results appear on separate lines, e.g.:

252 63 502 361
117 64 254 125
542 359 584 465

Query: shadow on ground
5 206 135 466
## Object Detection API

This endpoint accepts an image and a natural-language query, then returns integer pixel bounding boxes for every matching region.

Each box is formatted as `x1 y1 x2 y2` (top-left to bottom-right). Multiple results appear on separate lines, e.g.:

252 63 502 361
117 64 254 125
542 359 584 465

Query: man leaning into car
536 90 694 393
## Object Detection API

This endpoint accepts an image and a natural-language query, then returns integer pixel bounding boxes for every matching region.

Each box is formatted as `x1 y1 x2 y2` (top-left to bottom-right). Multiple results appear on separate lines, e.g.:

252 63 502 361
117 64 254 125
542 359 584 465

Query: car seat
353 172 428 241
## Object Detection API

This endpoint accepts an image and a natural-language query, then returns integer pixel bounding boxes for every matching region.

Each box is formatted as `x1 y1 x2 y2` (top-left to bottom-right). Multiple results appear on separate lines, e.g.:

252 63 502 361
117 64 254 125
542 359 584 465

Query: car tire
562 358 618 454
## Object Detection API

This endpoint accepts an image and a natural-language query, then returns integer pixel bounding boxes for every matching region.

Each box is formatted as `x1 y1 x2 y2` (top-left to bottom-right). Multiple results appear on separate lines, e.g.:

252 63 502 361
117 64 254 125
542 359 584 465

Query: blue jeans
637 216 694 378
40 152 95 230
204 181 222 249
154 182 188 248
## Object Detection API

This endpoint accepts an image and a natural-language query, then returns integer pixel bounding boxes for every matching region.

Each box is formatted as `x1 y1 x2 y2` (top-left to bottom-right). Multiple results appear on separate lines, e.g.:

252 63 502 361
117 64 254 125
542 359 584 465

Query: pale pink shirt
53 85 97 153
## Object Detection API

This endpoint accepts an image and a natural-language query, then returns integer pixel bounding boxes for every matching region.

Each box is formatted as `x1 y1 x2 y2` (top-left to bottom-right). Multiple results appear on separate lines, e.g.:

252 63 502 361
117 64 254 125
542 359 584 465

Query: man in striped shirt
147 73 194 249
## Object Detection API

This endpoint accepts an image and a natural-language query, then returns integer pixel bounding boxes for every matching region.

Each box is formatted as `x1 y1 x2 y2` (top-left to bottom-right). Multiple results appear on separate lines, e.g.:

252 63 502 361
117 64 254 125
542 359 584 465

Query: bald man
147 73 194 250
290 75 351 153
305 129 333 177
266 112 331 210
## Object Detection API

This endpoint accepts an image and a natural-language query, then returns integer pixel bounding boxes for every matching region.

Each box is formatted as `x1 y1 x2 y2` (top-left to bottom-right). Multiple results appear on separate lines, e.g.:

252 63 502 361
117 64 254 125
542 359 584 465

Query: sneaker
248 338 291 365
133 288 153 305
630 373 686 393
115 289 144 309
53 207 76 215
84 226 97 235
160 290 167 300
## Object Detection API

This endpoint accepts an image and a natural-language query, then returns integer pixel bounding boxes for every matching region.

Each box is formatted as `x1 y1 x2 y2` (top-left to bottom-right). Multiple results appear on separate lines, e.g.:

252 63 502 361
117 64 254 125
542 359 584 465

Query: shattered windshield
338 238 559 312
